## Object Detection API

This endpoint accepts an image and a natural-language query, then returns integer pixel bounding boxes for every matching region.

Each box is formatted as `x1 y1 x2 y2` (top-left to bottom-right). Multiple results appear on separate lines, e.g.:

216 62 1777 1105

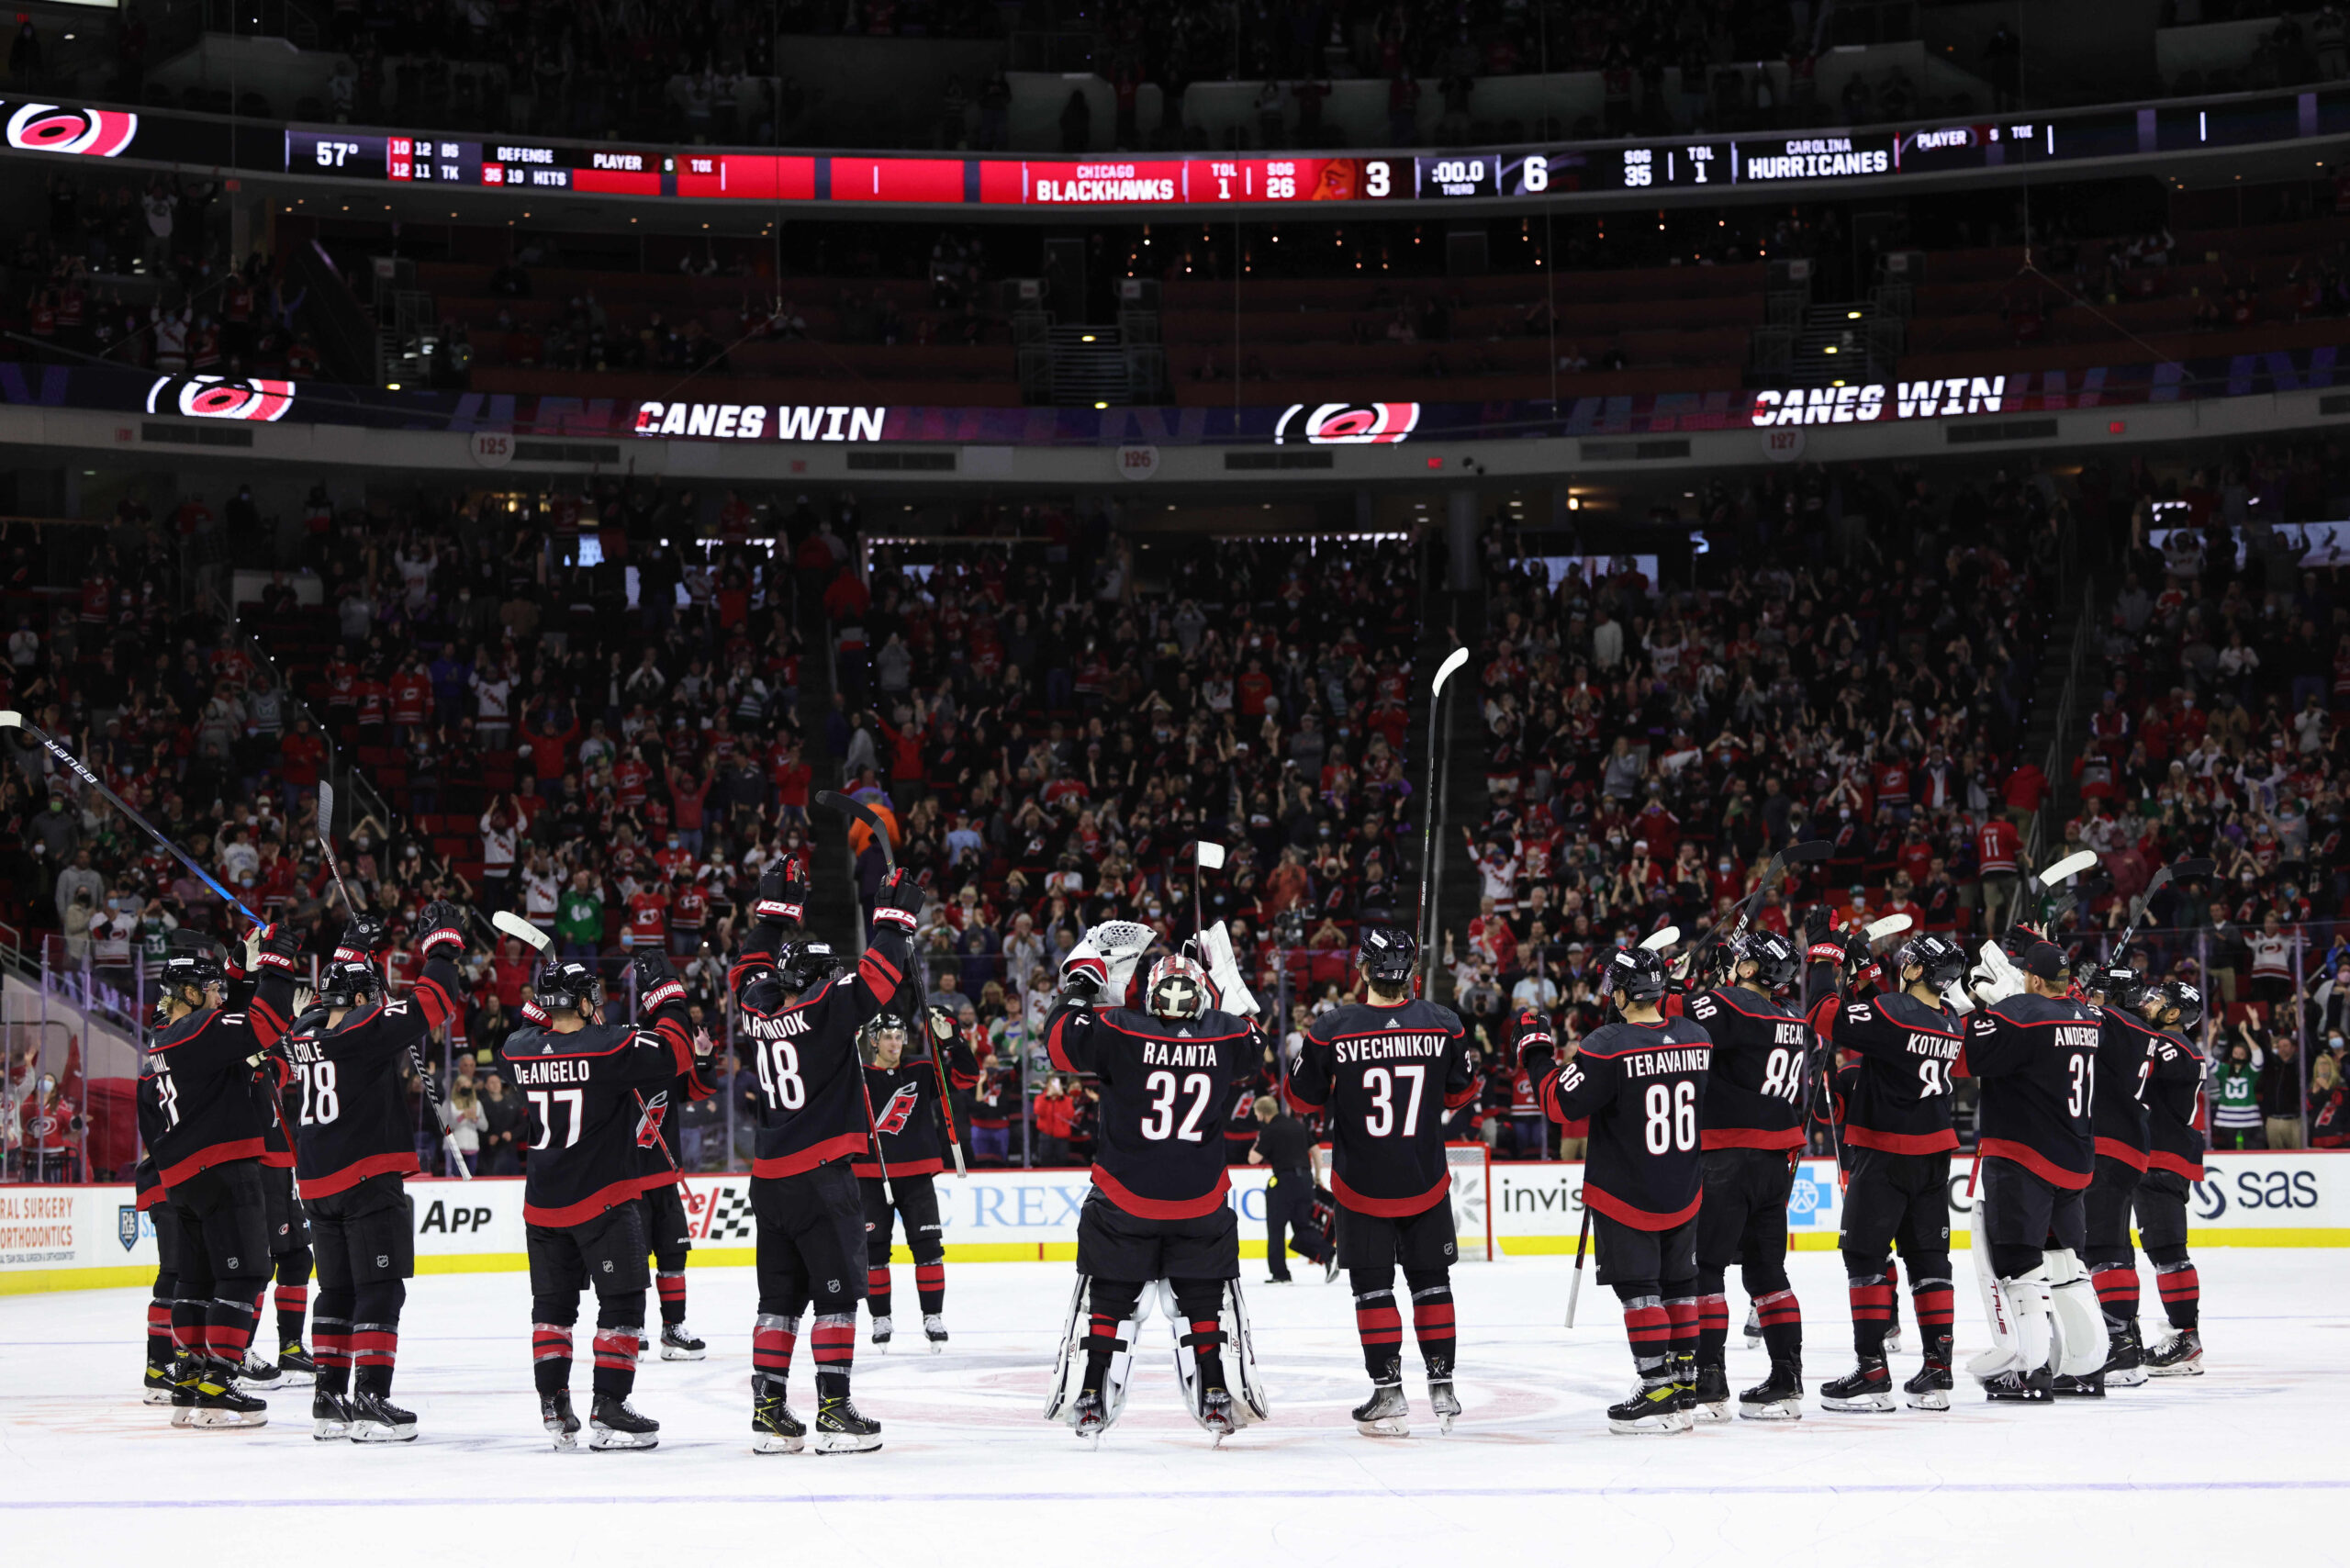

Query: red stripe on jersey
159 1138 268 1190
1046 1014 1080 1076
2092 1137 2151 1170
1281 1077 1325 1114
1090 1162 1231 1220
1581 1180 1702 1231
752 1129 870 1180
1977 1139 2093 1190
1332 1168 1449 1218
854 1155 945 1179
1845 1125 1961 1155
1700 1126 1805 1151
2145 1148 2205 1182
412 975 456 1031
297 1148 420 1198
524 1176 650 1227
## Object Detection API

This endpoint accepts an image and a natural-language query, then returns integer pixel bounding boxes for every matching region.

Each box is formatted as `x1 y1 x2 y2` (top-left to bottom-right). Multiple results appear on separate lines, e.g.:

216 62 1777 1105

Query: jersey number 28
296 1060 340 1126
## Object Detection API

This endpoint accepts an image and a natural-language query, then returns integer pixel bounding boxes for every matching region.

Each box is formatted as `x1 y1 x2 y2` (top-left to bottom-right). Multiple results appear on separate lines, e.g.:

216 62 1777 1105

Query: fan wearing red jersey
1287 926 1475 1436
1522 945 1713 1434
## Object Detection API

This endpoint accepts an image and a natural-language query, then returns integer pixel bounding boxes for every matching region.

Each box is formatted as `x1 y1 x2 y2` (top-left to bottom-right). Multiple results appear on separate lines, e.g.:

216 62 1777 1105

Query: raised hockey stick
1415 647 1472 994
1639 924 1681 953
2000 848 2100 940
2 711 263 927
814 790 904 1202
2115 858 2215 956
1565 1206 1592 1329
1193 840 1225 948
1710 838 1833 987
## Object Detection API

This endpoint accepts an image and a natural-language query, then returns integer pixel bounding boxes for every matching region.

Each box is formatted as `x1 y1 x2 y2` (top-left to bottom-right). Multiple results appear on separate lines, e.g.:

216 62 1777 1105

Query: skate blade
926 1339 946 1355
1438 1415 1455 1435
2146 1361 2204 1377
545 1428 580 1451
352 1421 419 1442
1984 1388 2050 1404
1819 1392 1896 1412
1738 1398 1803 1421
190 1408 268 1428
1355 1416 1412 1437
1882 1332 1905 1356
659 1346 709 1361
1694 1400 1731 1424
812 1432 883 1454
274 1371 316 1388
313 1418 352 1440
143 1388 174 1406
1607 1413 1691 1435
170 1408 196 1428
2105 1366 2148 1388
752 1432 805 1454
1905 1389 1952 1411
588 1428 660 1450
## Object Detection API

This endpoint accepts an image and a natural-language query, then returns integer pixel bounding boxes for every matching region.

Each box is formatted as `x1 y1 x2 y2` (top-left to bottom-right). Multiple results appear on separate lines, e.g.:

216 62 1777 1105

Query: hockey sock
811 1311 856 1401
1408 1282 1457 1380
532 1319 575 1397
1173 1283 1228 1390
2089 1261 2141 1334
915 1260 946 1316
207 1286 262 1367
867 1265 893 1319
2154 1260 2199 1331
1754 1288 1801 1362
146 1294 174 1369
352 1282 405 1397
754 1313 800 1389
1351 1287 1404 1380
315 1285 355 1394
1694 1267 1729 1368
1846 1271 1894 1357
1910 1270 1955 1357
655 1270 688 1327
1618 1289 1671 1372
590 1326 641 1400
1083 1280 1144 1391
275 1281 310 1348
1884 1256 1901 1330
1662 1286 1698 1364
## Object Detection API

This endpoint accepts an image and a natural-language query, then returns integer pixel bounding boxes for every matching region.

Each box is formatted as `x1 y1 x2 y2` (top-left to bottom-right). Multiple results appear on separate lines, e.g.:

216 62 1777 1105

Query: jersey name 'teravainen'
1536 1017 1713 1228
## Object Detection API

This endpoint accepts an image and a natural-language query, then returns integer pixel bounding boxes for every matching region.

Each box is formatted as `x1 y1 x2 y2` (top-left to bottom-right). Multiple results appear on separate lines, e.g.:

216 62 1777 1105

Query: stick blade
1784 839 1833 863
1865 913 1914 941
317 779 335 832
0 710 19 729
2041 849 2101 886
1639 924 1681 952
490 910 554 952
1431 645 1471 698
1195 840 1227 871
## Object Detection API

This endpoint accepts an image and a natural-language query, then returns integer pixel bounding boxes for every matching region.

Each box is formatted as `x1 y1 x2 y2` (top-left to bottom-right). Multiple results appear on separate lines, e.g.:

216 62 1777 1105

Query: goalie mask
1144 954 1214 1020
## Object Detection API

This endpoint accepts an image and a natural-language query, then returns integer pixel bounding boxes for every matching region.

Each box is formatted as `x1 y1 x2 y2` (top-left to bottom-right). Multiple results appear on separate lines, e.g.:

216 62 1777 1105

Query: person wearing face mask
21 1070 74 1182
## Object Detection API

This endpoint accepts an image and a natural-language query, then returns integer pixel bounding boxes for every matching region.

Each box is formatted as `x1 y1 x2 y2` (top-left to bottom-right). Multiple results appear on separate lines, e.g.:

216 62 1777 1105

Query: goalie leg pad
1161 1279 1255 1430
1969 1265 2053 1383
1045 1276 1146 1429
2044 1249 2109 1378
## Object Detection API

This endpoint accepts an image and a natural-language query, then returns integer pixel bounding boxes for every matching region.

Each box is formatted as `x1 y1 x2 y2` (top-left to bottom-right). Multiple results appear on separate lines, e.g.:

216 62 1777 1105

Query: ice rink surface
6 1249 2345 1567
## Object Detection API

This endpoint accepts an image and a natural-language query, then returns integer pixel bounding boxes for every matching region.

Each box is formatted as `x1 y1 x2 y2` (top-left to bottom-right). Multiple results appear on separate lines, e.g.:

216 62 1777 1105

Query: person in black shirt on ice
1248 1095 1331 1284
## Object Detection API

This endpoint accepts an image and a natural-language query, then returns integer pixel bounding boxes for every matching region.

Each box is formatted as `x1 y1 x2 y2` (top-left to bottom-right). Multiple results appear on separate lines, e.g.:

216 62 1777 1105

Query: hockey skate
311 1388 354 1439
1904 1359 1953 1411
813 1394 883 1453
659 1323 708 1361
588 1394 661 1450
869 1314 894 1349
1428 1380 1462 1435
1607 1372 1692 1434
1982 1366 2053 1403
1689 1364 1732 1423
1070 1388 1110 1443
189 1362 269 1428
2101 1322 2148 1388
1199 1384 1238 1441
541 1391 581 1450
2051 1369 2105 1397
276 1344 318 1387
143 1363 176 1405
236 1348 285 1389
923 1314 949 1353
169 1361 199 1427
1819 1358 1896 1412
2144 1329 2204 1376
1882 1320 1904 1358
1351 1378 1411 1438
752 1378 804 1454
1324 1251 1341 1285
1738 1360 1804 1421
348 1390 420 1441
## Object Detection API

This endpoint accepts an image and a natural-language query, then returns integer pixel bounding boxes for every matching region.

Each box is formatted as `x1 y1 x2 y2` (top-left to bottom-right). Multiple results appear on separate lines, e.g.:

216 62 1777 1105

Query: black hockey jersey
2142 1025 2208 1182
285 955 463 1197
1668 985 1807 1151
1819 989 1962 1155
2091 1006 2165 1170
1045 1000 1258 1218
1535 1017 1712 1229
854 1035 979 1180
1959 992 2102 1189
140 970 297 1190
733 921 915 1179
1286 998 1475 1215
498 994 697 1226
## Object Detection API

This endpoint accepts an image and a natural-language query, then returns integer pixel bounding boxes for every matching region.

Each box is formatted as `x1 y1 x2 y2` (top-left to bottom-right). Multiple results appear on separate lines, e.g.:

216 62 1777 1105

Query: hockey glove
1801 905 1833 948
335 914 389 965
872 867 924 932
625 948 688 1013
1969 942 2026 1007
923 1003 960 1057
753 857 808 927
253 921 301 976
1510 1006 1557 1075
417 900 469 961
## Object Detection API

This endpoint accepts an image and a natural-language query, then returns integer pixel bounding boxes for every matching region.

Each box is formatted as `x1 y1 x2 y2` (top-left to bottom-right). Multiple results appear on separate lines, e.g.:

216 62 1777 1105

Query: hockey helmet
858 1014 912 1066
318 958 383 1011
1357 925 1418 986
532 956 604 1018
1604 944 1671 1005
2161 979 2204 1032
1733 929 1800 991
2090 964 2149 1010
775 937 837 994
153 935 229 1024
1144 954 1214 1020
1894 933 1968 991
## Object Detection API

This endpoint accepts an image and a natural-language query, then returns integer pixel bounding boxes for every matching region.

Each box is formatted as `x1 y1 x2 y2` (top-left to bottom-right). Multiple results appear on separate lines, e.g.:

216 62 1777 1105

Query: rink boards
6 1151 2344 1294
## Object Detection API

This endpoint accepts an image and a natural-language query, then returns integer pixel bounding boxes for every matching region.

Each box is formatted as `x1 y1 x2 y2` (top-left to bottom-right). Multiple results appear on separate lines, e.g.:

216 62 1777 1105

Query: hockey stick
1415 647 1472 994
2114 858 2215 956
1639 924 1681 953
1711 838 1832 987
814 790 906 1202
928 1035 968 1179
1193 840 1225 950
2 711 263 927
320 781 470 1181
2000 848 2100 940
1565 1206 1592 1329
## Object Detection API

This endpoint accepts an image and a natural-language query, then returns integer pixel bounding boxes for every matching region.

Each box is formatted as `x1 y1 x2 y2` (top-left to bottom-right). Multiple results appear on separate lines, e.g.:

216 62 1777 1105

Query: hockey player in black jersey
857 1006 979 1352
139 922 302 1427
2071 961 2175 1391
732 857 923 1454
1814 933 1968 1411
1665 928 1807 1421
1044 931 1267 1442
1958 939 2107 1403
632 992 715 1366
2123 979 2210 1377
283 902 470 1441
1286 926 1475 1437
499 946 711 1450
1523 945 1712 1433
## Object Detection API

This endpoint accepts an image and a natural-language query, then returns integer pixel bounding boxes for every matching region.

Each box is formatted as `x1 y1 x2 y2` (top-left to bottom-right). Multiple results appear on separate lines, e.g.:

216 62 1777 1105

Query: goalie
1040 922 1268 1442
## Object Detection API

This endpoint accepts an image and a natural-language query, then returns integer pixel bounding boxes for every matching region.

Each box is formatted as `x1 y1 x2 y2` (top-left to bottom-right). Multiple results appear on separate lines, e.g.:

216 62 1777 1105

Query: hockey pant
751 1163 865 1403
168 1161 269 1372
863 1172 946 1319
639 1184 691 1328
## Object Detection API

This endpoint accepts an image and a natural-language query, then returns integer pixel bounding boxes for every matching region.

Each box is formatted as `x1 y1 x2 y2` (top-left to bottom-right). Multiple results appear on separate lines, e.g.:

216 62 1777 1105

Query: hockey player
857 1006 979 1352
1521 945 1712 1433
1668 928 1807 1421
1285 926 1476 1436
1814 933 1969 1411
1959 939 2106 1403
283 902 470 1441
633 998 711 1365
499 946 711 1450
732 857 923 1454
242 1029 313 1393
1045 935 1264 1440
140 921 302 1427
2133 979 2209 1375
2071 961 2175 1390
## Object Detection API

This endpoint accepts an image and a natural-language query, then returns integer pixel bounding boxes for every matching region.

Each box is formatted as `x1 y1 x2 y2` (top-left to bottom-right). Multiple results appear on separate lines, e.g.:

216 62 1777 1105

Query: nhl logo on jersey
117 1205 139 1252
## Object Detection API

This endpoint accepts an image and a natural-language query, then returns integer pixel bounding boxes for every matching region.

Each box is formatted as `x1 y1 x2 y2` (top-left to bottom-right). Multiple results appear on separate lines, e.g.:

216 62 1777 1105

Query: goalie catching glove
1061 920 1153 1006
1970 941 2027 1006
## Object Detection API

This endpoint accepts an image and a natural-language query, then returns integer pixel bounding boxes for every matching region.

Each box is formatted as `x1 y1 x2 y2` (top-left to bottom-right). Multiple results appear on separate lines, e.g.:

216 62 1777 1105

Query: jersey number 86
1644 1081 1697 1154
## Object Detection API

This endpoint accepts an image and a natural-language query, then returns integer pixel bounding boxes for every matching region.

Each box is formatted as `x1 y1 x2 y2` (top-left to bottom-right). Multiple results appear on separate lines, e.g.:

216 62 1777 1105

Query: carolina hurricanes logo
873 1082 921 1136
6 103 140 157
145 375 297 422
1272 401 1421 445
